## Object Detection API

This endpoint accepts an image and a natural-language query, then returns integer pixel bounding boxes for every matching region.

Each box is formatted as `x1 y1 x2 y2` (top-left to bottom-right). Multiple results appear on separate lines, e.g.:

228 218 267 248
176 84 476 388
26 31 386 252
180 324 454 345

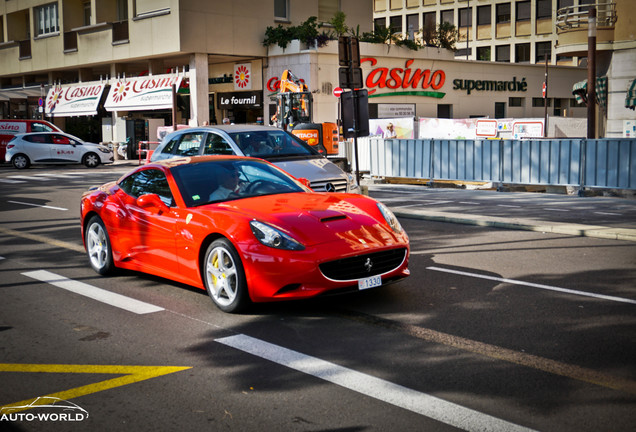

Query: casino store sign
361 58 527 98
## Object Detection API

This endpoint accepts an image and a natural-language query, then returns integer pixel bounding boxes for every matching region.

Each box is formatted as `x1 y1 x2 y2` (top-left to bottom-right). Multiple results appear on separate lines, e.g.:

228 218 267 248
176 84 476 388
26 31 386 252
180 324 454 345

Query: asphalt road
0 163 635 431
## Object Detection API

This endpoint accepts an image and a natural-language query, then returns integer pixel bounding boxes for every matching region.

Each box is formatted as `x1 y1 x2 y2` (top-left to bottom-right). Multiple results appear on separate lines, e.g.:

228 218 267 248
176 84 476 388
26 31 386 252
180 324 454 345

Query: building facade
372 0 583 65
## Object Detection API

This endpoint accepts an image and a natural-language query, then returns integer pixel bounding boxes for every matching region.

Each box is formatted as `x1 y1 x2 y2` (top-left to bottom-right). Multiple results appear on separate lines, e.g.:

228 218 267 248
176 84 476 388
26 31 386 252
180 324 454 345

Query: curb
392 208 636 243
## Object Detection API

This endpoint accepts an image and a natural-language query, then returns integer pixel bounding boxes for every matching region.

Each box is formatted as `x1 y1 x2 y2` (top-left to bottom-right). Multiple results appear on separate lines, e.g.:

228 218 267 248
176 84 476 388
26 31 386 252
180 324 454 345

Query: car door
202 132 236 155
49 133 80 163
115 168 181 279
174 131 206 157
21 134 53 162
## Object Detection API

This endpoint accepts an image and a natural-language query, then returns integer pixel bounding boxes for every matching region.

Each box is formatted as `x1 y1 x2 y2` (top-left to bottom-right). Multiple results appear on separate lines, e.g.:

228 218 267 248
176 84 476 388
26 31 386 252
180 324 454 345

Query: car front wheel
11 154 30 169
85 216 115 275
203 238 249 313
83 152 100 168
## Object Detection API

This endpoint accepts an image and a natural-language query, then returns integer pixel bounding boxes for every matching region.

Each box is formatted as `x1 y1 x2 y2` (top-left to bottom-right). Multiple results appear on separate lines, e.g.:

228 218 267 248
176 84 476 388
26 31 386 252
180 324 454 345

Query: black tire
85 215 116 275
11 154 30 169
203 238 249 313
83 152 100 168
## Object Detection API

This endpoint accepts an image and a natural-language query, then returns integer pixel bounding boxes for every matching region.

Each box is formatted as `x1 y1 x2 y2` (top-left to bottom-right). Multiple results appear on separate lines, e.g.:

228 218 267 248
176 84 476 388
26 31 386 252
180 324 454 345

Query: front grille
319 248 407 281
310 178 348 192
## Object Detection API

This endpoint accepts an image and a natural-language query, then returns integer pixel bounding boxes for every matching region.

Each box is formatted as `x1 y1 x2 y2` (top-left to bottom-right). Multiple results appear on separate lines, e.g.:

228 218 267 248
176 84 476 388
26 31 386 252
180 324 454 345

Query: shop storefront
208 61 264 124
264 42 588 136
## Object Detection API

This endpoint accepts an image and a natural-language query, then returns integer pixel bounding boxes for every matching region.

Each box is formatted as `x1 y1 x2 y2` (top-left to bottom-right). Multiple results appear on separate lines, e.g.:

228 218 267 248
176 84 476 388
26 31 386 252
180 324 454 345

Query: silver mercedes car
149 125 358 193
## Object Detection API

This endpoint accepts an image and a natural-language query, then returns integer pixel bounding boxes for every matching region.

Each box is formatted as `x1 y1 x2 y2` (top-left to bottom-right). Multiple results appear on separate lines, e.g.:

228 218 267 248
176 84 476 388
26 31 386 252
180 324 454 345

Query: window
389 15 402 34
204 133 234 155
516 1 531 21
496 3 511 23
35 3 59 36
496 44 510 62
119 169 174 206
374 18 386 31
318 0 338 23
532 98 551 107
477 5 491 26
495 102 506 119
557 0 573 10
437 104 452 119
477 46 491 61
83 1 92 26
536 0 551 19
176 132 205 157
515 43 531 62
31 122 56 132
406 14 419 40
441 9 454 25
374 0 387 12
274 0 289 21
423 12 435 29
509 97 524 107
536 41 551 62
459 8 472 28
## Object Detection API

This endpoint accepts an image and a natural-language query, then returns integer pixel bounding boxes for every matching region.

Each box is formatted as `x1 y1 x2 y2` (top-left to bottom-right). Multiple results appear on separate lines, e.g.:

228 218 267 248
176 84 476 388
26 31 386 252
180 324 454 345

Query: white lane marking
8 175 51 181
22 270 164 314
427 266 636 305
216 334 536 432
7 200 67 211
543 208 570 212
34 173 77 179
594 211 621 216
459 201 480 205
497 204 521 208
0 178 25 184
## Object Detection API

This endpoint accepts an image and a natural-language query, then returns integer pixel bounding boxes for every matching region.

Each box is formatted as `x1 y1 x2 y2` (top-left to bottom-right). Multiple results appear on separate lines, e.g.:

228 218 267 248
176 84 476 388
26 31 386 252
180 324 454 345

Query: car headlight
377 202 403 233
97 146 111 154
250 220 305 251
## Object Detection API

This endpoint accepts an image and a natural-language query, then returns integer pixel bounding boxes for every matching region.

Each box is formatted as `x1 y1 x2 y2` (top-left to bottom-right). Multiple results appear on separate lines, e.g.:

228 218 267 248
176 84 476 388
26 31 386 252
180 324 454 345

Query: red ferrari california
81 156 410 312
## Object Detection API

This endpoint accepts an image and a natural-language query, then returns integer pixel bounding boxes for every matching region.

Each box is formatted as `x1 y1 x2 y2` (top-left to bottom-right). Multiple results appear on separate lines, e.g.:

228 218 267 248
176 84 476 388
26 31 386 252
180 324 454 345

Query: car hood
270 157 346 183
209 193 404 250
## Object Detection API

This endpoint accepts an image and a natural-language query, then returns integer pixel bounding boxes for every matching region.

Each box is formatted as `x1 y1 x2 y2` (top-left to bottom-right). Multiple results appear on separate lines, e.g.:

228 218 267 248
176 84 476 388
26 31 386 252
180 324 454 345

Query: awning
626 78 636 110
0 87 46 101
104 73 183 112
45 82 106 117
572 80 587 104
571 77 608 109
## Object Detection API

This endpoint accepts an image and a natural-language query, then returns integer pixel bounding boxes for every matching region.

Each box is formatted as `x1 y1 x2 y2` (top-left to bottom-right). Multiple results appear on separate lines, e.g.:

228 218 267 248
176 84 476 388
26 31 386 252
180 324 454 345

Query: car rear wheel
11 154 30 169
83 152 100 168
85 216 115 275
203 238 249 313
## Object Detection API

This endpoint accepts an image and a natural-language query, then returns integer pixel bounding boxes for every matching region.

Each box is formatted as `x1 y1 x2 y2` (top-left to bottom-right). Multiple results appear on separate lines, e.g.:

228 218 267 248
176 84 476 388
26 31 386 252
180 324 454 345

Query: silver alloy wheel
87 221 109 271
205 245 238 308
12 154 29 169
84 153 100 168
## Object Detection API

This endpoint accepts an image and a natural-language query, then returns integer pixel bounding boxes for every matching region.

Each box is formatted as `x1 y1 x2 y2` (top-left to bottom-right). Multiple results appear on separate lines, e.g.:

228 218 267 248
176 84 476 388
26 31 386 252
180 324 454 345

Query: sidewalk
365 183 636 243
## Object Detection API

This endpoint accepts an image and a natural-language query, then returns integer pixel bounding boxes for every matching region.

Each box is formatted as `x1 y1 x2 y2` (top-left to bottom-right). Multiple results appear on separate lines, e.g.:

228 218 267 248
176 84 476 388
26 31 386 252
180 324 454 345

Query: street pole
587 7 596 139
543 54 548 137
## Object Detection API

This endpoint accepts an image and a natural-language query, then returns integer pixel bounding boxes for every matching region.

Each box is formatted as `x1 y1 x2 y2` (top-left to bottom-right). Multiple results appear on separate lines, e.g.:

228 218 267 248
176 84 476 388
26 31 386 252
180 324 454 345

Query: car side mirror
137 194 170 214
297 177 312 189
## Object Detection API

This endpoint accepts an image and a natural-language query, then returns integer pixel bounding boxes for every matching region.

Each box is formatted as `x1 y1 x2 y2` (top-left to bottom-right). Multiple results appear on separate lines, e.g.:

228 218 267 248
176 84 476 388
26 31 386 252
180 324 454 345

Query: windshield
171 159 307 207
228 130 319 158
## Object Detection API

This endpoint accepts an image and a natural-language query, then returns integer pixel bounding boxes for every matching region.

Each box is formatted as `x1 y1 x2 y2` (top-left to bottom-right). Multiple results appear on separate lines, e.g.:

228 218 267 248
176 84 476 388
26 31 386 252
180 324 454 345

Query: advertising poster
369 118 415 139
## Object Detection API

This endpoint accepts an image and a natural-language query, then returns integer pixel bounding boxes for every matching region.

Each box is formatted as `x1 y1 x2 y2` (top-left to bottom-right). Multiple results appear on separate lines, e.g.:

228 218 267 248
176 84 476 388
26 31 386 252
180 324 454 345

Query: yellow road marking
0 364 191 413
0 226 85 253
340 311 636 395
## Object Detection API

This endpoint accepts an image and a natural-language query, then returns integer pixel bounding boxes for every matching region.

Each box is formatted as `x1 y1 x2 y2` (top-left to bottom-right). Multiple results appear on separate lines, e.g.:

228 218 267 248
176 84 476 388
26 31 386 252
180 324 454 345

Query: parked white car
5 132 114 169
150 125 359 193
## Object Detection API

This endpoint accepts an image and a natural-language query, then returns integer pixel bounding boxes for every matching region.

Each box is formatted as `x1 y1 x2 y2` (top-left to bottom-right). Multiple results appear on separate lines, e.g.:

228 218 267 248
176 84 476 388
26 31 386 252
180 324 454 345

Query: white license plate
358 275 382 290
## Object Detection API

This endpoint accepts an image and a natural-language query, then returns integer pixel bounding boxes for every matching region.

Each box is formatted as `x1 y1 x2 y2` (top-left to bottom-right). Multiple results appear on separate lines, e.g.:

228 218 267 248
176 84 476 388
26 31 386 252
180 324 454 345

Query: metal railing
556 1 617 31
343 138 636 191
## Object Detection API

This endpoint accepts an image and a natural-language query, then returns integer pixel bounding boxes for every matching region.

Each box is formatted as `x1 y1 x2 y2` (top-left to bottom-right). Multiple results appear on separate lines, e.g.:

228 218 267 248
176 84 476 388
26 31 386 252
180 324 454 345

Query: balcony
555 1 617 57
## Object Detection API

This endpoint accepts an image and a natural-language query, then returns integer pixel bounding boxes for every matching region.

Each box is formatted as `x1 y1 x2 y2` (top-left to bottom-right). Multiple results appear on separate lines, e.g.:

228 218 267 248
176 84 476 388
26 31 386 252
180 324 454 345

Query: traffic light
340 89 369 138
